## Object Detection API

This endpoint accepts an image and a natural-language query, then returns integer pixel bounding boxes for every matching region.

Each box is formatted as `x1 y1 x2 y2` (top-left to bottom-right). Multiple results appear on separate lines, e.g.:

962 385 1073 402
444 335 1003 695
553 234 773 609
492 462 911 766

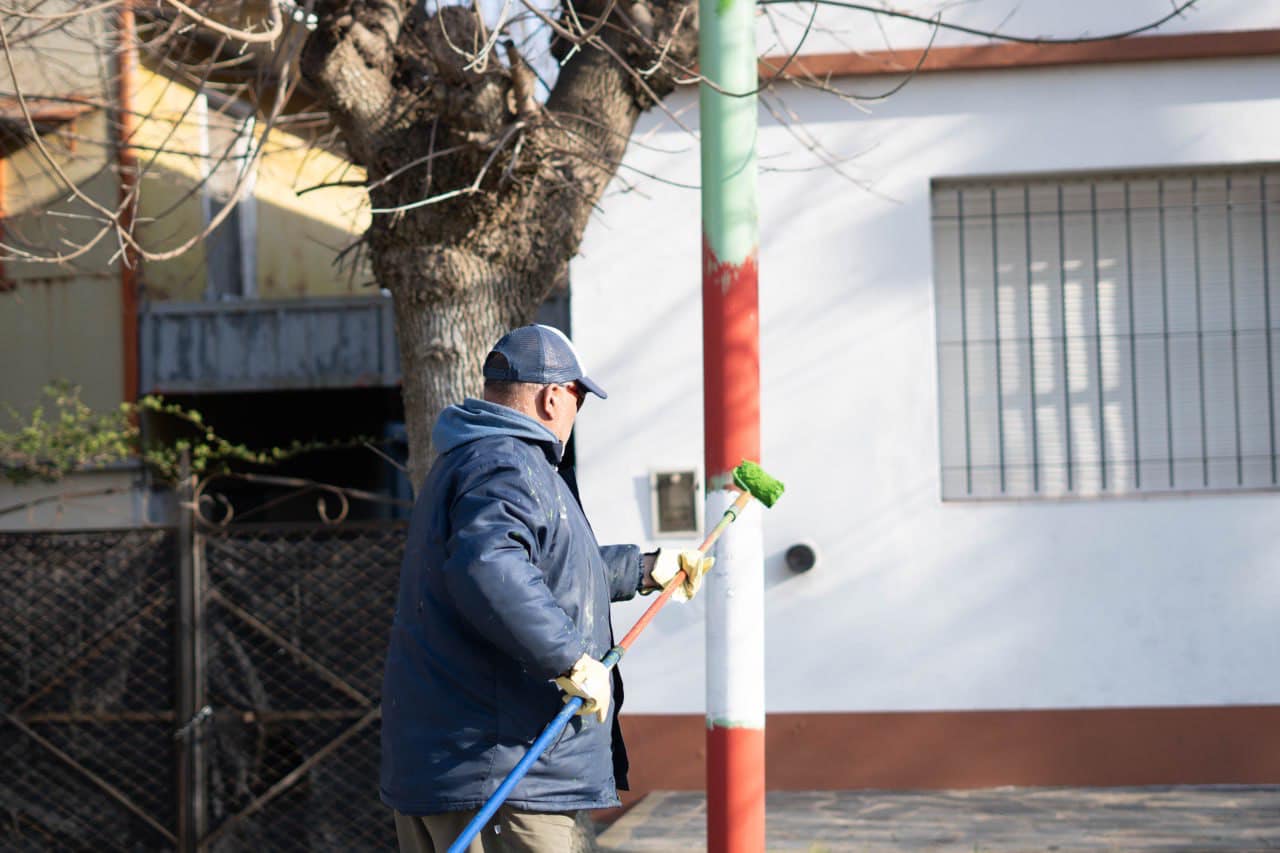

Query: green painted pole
700 0 759 279
699 0 764 847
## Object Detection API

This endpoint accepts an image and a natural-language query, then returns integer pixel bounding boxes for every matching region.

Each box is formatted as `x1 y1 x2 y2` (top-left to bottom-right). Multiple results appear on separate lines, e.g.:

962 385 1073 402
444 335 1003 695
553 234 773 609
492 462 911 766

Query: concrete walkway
597 787 1280 851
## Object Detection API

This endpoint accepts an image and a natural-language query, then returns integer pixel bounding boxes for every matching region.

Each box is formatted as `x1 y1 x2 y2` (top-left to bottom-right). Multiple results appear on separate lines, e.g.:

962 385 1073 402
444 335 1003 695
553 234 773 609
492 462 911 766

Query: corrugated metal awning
139 295 399 393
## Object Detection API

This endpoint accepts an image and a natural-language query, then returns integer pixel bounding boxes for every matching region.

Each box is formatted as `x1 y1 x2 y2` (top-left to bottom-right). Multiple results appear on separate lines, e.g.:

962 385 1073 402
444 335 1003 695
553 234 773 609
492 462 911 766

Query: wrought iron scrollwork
192 472 412 527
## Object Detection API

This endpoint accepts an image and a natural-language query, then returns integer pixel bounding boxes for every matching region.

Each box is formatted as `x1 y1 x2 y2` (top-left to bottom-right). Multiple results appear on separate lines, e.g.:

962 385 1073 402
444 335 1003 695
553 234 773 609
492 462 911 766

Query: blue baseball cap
482 324 608 400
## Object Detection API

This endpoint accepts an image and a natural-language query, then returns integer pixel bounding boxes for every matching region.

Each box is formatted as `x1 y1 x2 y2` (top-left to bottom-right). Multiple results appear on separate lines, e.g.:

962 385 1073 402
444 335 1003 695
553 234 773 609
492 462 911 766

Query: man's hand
649 548 715 603
554 654 611 723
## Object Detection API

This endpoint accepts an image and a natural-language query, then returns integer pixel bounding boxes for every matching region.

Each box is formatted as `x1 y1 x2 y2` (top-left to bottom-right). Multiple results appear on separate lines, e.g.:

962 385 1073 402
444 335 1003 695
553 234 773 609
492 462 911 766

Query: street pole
699 0 764 846
116 0 139 405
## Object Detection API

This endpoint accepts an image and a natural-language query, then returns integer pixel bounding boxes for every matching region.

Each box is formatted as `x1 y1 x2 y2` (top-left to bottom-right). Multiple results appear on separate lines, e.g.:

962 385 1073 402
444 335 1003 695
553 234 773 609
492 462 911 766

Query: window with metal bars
199 94 257 301
931 167 1280 499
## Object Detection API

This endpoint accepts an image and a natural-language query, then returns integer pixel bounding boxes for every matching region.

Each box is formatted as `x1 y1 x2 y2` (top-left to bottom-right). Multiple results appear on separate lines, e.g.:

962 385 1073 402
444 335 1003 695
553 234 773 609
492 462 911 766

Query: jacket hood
431 398 564 463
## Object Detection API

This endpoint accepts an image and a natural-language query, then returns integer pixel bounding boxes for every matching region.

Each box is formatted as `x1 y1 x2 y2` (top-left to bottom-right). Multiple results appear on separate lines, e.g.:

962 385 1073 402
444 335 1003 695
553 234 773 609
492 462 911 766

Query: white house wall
571 54 1280 716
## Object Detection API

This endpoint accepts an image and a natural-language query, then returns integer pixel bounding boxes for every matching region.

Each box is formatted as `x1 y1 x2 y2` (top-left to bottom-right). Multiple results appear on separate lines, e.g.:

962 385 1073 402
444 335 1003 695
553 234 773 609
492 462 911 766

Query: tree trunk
379 244 533 490
301 0 698 489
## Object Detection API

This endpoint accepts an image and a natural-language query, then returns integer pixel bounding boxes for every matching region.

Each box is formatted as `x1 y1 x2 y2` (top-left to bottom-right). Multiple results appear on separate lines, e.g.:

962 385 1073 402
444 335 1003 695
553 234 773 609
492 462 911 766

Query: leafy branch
0 381 372 484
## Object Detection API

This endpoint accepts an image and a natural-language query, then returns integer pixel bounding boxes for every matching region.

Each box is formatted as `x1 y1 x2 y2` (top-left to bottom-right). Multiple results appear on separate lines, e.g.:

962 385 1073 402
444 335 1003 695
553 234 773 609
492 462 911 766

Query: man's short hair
482 379 540 405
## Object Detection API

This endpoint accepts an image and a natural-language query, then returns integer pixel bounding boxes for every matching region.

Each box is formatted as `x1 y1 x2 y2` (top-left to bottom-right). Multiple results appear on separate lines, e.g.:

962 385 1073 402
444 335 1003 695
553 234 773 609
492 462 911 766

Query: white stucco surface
571 53 1280 714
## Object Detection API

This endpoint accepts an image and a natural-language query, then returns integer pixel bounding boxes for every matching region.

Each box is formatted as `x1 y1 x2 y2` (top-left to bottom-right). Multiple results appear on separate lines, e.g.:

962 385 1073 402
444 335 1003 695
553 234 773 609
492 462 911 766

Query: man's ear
535 384 556 421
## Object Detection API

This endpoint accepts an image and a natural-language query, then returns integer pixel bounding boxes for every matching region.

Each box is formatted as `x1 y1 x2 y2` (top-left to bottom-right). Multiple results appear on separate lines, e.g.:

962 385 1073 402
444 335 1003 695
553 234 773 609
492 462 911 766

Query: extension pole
699 0 764 845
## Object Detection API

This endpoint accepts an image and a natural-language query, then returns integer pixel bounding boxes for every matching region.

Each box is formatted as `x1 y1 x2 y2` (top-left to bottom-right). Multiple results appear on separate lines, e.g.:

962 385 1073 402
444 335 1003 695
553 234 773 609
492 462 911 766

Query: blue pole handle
447 647 625 852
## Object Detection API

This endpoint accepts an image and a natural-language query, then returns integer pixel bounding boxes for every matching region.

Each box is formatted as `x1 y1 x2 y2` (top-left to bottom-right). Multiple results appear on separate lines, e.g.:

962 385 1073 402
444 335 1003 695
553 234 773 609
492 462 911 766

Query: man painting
380 324 709 851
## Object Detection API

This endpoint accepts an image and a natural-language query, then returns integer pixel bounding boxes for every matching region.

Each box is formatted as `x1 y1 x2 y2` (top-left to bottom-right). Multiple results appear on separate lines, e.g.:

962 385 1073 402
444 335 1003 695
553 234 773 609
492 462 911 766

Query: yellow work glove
650 548 715 603
553 653 611 723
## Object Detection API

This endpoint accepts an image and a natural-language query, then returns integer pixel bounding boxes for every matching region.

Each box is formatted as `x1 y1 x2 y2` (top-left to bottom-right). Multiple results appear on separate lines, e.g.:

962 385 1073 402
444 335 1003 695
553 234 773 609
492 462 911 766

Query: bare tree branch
0 0 1206 485
158 0 284 44
758 0 1202 45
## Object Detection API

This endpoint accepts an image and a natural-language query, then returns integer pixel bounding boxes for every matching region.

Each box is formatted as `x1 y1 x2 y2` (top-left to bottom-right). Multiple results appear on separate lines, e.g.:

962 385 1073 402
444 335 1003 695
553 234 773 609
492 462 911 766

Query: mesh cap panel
482 324 608 398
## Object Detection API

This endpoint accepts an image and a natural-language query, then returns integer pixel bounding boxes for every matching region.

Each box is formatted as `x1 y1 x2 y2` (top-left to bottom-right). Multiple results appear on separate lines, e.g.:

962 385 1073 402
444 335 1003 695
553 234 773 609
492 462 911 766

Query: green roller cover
732 460 784 507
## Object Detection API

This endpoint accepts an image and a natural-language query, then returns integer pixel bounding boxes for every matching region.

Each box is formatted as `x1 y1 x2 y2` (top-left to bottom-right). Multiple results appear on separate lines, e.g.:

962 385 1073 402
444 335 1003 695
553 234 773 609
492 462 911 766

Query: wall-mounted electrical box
649 469 702 537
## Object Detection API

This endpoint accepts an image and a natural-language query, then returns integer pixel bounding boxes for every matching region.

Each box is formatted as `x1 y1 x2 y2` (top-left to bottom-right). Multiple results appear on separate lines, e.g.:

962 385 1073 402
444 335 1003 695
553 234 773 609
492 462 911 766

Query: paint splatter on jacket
379 398 643 815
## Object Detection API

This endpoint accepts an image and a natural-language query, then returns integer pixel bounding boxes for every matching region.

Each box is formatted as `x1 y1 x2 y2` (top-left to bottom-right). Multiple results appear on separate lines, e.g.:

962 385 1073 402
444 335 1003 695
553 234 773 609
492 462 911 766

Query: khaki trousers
393 807 584 853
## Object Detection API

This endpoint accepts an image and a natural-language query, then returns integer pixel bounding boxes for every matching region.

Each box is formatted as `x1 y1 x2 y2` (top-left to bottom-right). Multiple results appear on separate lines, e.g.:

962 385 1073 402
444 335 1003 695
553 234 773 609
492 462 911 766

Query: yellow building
0 9 413 528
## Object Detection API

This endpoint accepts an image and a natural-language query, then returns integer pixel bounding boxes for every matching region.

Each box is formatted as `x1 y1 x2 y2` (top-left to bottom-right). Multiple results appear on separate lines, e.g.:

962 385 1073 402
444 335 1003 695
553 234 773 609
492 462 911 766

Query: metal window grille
200 94 257 301
931 167 1280 499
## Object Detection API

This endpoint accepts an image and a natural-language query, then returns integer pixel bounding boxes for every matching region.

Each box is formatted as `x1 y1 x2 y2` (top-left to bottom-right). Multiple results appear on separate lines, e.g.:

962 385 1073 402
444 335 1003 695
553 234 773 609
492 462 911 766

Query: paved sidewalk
597 787 1280 851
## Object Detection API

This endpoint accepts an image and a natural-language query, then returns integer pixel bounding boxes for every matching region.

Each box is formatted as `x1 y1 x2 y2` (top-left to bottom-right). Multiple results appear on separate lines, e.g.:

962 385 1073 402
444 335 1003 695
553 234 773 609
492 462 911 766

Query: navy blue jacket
380 399 643 814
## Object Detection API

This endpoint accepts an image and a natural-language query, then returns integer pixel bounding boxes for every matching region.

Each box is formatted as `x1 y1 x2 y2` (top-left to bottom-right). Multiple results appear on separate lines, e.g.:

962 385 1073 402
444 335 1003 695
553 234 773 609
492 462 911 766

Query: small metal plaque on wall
650 469 701 537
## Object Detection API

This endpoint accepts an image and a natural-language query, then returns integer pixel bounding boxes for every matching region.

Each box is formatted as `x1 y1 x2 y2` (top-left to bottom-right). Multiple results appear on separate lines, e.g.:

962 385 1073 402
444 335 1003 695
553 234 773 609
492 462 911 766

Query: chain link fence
0 520 406 852
1 528 179 851
198 524 403 851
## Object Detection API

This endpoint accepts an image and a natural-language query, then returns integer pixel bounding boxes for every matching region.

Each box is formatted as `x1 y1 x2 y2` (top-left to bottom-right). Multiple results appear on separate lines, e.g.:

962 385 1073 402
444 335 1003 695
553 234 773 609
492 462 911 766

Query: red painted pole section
702 239 762 482
708 727 766 851
702 234 764 853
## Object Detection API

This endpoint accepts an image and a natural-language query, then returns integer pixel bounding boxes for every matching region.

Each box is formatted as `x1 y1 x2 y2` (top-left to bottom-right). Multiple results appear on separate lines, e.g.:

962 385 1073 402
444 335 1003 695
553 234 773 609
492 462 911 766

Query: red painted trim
606 706 1280 818
0 99 96 124
761 28 1280 81
701 236 761 482
707 725 766 853
117 1 139 403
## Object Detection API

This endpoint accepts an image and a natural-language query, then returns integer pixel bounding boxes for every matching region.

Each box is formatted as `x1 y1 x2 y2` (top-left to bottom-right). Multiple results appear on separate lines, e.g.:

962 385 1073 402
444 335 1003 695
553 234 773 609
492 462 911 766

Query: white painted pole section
706 489 765 728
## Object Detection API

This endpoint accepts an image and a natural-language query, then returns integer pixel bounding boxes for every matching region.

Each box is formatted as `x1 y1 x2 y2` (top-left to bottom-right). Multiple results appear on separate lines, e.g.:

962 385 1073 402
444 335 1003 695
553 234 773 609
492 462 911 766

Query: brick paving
596 787 1280 851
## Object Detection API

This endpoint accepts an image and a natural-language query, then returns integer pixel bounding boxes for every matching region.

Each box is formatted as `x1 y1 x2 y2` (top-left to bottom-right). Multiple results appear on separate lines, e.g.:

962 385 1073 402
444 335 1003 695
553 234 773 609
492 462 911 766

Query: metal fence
1 528 179 851
0 507 406 851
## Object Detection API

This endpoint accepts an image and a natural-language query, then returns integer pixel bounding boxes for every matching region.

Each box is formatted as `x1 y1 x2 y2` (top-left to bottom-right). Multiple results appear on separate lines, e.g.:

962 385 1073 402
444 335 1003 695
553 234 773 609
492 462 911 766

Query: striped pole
699 0 763 844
